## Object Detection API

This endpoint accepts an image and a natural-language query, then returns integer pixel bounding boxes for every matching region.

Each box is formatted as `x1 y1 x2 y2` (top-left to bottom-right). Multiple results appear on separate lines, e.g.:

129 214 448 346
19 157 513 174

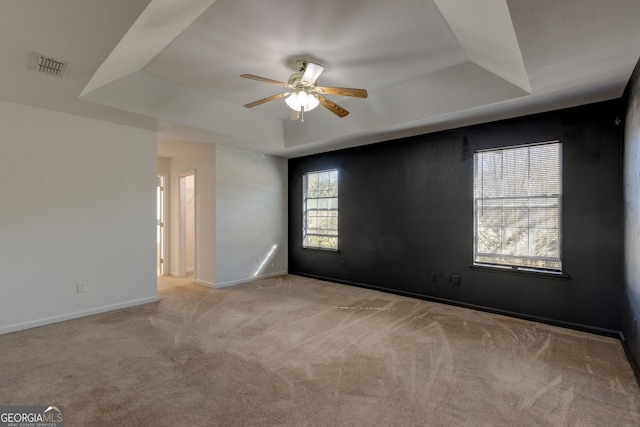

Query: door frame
157 173 169 275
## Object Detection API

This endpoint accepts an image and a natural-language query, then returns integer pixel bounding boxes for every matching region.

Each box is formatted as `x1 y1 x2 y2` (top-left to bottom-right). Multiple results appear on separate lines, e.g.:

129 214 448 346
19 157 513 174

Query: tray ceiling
2 0 640 157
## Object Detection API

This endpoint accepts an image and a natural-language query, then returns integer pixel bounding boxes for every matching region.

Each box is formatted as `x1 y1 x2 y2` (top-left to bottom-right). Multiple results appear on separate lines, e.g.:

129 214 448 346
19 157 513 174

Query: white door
179 171 196 278
157 174 166 275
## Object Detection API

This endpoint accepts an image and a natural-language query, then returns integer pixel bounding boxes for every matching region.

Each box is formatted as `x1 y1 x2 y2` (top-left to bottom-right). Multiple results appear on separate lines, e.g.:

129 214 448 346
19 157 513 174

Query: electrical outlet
443 274 451 284
452 275 460 286
77 282 87 293
429 273 437 283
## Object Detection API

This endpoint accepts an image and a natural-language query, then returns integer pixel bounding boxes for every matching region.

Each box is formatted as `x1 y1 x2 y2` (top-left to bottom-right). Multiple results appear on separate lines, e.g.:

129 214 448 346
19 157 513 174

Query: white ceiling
1 0 639 158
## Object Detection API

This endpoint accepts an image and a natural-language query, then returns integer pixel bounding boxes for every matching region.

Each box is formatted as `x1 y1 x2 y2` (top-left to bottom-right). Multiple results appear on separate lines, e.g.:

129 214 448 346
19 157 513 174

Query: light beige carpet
1 274 639 426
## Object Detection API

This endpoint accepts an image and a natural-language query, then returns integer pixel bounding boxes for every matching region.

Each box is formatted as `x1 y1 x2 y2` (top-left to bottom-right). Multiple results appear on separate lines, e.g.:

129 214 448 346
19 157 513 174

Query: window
474 142 562 272
303 169 338 250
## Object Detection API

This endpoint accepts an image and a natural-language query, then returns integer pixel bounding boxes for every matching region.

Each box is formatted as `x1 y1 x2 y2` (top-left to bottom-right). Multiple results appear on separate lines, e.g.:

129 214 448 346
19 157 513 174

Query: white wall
157 156 170 173
168 145 216 285
215 144 288 287
0 100 158 334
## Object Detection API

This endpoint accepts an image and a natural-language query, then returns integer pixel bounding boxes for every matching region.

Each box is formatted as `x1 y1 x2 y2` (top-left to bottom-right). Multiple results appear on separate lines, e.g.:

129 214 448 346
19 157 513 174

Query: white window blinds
303 169 339 250
474 142 562 271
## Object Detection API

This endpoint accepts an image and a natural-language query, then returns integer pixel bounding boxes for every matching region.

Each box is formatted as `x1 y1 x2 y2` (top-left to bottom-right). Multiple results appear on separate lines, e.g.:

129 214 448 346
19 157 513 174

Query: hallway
157 272 195 291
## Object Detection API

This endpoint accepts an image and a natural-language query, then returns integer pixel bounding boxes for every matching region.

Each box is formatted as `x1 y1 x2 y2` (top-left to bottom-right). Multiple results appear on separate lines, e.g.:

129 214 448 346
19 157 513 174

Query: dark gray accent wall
289 100 624 333
623 57 640 373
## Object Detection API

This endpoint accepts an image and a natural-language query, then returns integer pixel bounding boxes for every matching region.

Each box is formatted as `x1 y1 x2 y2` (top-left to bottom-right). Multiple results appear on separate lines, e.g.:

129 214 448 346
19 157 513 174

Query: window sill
302 246 341 254
469 263 569 281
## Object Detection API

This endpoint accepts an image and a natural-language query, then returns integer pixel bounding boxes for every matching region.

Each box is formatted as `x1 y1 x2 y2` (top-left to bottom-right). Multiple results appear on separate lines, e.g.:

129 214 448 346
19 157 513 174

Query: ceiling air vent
30 53 69 78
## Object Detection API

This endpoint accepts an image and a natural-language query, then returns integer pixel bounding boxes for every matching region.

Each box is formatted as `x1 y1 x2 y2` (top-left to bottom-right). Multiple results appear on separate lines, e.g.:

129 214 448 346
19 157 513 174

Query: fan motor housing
288 72 314 91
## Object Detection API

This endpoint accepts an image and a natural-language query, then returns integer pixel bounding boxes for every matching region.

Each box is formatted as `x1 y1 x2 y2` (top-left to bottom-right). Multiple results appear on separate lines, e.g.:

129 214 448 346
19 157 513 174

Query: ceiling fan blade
317 86 368 98
315 94 349 118
301 62 325 83
244 92 289 108
240 74 289 88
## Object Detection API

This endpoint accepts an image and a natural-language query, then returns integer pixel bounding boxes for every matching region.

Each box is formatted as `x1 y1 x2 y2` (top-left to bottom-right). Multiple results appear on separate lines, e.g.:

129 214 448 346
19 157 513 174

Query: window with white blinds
474 142 562 272
303 169 339 250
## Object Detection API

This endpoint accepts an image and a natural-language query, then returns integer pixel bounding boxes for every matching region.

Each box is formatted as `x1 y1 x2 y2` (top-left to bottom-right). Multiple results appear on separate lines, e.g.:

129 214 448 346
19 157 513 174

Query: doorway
179 171 196 278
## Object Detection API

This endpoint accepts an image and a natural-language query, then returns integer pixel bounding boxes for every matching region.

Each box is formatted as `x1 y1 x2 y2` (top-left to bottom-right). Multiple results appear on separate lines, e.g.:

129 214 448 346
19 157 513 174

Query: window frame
472 141 563 275
302 168 339 251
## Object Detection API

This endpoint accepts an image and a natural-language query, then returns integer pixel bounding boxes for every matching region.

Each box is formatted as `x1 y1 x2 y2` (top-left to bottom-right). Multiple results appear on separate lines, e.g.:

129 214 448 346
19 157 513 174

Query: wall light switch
77 282 87 293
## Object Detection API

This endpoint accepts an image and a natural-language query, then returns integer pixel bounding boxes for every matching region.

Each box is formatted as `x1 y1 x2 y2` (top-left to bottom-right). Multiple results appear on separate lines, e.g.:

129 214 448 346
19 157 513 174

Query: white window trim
473 141 563 274
303 169 339 251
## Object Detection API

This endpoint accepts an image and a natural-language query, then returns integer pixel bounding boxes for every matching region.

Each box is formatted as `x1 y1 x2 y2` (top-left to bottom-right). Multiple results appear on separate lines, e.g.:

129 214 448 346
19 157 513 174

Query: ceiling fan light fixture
241 61 366 119
285 89 319 112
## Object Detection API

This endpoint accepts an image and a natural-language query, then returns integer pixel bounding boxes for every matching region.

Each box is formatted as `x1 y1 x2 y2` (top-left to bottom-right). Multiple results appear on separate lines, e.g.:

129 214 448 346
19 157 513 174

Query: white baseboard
0 296 160 336
214 271 288 288
194 278 216 288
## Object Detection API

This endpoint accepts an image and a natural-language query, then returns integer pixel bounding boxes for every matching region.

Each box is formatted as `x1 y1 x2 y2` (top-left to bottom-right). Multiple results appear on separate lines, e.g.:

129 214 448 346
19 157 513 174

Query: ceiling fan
241 60 368 121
